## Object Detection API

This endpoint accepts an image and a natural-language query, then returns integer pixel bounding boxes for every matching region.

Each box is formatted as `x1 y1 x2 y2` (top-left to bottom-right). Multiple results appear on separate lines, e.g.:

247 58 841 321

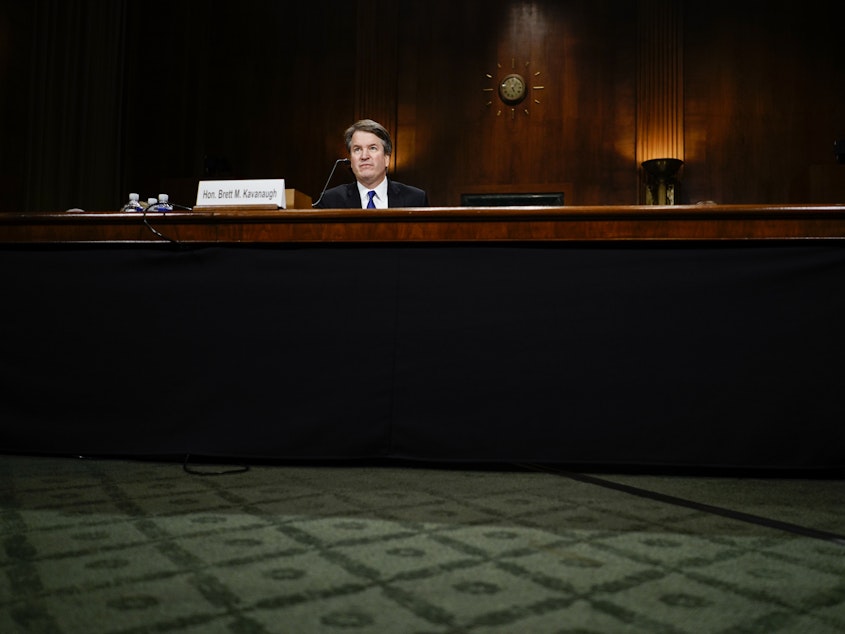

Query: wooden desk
2 205 845 470
2 204 845 243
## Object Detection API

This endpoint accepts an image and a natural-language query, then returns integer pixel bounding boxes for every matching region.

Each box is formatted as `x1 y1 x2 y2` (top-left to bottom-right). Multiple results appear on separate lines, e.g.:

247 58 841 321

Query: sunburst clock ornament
483 59 545 118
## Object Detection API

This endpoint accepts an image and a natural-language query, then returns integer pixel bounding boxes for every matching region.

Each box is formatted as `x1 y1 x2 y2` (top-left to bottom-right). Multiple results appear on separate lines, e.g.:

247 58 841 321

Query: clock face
482 61 545 118
498 73 527 105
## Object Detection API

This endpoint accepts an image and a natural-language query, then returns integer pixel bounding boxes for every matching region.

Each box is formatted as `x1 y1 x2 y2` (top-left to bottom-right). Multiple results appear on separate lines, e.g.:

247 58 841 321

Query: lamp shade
642 158 684 205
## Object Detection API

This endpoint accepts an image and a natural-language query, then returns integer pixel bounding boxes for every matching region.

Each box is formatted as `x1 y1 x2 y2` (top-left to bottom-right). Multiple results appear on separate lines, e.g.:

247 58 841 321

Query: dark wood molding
3 205 845 244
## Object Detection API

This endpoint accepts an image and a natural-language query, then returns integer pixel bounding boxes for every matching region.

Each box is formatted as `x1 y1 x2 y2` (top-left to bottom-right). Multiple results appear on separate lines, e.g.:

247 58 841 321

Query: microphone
312 158 351 208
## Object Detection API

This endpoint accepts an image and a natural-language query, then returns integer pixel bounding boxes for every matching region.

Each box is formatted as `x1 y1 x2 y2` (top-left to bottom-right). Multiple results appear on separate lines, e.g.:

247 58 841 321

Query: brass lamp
642 158 684 205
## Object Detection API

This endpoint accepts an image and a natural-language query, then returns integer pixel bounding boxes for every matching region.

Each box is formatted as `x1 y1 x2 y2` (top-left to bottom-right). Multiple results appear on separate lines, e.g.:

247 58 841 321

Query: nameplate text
196 179 286 208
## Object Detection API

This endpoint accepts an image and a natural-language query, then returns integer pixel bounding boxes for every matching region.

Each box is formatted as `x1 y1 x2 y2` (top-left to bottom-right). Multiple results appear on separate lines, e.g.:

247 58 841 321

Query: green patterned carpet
2 455 844 633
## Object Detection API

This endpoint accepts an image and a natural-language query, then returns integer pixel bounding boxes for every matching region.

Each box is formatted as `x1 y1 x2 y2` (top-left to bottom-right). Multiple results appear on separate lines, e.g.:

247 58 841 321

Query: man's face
349 131 390 189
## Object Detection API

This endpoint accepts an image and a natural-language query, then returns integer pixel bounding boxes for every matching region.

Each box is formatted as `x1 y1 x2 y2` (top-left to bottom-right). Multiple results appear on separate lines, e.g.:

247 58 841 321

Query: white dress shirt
356 179 388 209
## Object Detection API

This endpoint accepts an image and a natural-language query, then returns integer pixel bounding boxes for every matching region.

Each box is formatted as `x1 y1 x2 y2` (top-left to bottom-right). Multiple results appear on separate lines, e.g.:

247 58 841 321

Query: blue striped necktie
366 191 376 209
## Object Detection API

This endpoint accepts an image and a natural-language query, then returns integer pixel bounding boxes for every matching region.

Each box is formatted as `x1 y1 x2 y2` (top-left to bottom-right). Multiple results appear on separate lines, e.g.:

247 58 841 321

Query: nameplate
196 179 286 208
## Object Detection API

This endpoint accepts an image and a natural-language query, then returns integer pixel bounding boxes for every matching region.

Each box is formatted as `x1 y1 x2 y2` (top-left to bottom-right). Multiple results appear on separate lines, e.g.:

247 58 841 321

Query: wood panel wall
683 0 845 204
1 0 843 212
393 0 640 206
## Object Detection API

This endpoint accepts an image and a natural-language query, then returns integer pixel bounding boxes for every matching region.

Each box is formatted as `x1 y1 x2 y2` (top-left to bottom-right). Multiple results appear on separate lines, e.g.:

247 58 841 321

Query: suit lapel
346 183 360 207
386 180 400 208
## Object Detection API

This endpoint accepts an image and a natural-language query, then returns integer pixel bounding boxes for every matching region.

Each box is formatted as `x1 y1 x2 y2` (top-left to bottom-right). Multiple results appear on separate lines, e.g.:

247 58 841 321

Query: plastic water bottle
149 193 174 213
120 193 143 212
147 197 158 210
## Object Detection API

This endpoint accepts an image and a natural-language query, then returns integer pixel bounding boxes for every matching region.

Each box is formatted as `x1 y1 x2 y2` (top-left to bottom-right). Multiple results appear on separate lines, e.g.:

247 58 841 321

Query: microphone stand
312 158 350 207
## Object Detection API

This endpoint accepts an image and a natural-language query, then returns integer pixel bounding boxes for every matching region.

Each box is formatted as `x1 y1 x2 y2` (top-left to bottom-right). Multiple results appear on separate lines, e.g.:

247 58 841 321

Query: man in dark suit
313 119 429 209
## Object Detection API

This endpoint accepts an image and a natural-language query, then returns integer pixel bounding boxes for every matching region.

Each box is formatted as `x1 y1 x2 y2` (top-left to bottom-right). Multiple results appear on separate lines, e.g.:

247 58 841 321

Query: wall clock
499 73 527 105
483 60 545 118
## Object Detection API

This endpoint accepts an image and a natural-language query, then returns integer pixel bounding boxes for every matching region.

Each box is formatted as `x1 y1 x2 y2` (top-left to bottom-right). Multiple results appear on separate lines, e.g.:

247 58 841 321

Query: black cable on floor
517 463 845 547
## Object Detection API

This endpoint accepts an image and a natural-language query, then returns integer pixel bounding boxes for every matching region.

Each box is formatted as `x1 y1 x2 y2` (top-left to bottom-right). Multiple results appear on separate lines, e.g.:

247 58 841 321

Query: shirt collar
357 178 388 208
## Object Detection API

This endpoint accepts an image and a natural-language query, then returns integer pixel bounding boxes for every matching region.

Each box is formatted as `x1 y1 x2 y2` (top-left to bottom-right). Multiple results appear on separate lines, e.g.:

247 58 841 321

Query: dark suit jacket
314 180 429 209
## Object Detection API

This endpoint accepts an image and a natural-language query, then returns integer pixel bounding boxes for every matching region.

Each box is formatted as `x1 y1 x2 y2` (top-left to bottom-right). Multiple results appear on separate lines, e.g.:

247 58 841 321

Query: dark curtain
24 0 127 212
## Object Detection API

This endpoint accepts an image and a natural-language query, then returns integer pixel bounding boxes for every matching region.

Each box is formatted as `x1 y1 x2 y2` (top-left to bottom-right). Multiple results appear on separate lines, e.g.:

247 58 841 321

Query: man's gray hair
344 119 393 156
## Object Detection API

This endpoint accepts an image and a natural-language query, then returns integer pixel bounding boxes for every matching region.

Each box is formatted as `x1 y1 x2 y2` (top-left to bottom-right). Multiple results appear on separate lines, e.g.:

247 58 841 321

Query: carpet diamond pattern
2 455 844 633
